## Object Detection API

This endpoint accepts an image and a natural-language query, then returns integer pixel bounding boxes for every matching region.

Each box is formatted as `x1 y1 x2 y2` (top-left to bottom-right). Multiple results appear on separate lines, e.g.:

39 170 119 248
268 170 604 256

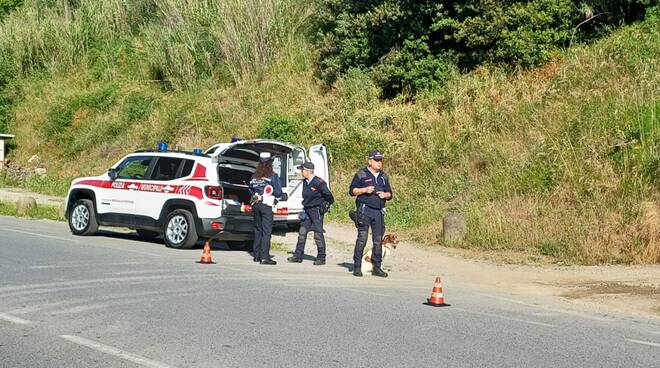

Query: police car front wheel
163 209 198 249
68 199 99 236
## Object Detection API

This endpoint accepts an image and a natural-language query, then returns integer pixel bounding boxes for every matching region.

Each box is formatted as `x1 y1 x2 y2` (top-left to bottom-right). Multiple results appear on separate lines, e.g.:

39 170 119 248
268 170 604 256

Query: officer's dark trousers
353 206 385 269
293 208 326 260
252 203 274 261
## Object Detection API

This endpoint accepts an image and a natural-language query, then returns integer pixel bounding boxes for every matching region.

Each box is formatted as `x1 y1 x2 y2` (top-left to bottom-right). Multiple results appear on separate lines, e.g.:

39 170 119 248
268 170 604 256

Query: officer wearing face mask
349 150 393 277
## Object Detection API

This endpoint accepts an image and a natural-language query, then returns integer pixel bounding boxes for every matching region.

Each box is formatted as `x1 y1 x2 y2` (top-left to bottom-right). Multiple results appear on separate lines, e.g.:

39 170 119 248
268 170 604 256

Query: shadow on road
91 230 251 253
337 262 354 272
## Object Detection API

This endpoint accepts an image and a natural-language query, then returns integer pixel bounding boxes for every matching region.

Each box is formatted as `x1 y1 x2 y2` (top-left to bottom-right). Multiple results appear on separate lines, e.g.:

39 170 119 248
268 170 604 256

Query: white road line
50 290 214 316
455 307 556 328
1 275 263 300
625 338 660 348
0 227 76 242
0 312 31 324
0 274 211 293
60 335 177 368
8 288 198 315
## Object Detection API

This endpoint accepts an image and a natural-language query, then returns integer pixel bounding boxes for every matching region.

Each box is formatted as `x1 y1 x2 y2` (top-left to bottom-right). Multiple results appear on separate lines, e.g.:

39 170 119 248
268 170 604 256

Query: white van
205 139 330 231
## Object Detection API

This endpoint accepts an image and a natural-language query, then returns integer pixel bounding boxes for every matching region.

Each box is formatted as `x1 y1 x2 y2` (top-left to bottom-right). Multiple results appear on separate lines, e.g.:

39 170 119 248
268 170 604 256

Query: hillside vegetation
0 1 658 264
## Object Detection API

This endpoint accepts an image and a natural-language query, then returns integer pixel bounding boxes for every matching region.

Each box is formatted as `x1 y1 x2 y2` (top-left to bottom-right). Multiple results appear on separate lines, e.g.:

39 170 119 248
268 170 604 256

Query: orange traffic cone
197 240 215 264
424 276 450 307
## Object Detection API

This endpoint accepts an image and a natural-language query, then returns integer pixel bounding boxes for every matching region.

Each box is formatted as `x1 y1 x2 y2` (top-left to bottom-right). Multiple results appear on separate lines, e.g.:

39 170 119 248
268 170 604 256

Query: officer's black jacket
302 176 334 208
349 167 393 210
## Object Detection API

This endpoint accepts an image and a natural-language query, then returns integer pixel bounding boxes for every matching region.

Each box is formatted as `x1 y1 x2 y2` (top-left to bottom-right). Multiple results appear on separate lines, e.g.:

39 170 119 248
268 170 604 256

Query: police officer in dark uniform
349 150 393 277
287 162 334 265
249 152 284 265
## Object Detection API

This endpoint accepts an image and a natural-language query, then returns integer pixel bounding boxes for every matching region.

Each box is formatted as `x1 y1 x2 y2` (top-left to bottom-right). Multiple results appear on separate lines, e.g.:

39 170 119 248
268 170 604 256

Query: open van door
308 144 329 189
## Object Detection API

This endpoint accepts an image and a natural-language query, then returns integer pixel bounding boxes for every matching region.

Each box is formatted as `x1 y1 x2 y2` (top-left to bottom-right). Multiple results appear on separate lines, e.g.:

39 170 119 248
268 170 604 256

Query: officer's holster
348 206 368 228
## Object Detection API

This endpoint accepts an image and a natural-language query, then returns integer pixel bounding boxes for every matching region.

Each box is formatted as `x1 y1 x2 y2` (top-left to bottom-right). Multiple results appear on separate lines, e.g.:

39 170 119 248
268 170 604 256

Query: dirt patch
313 222 660 319
562 281 660 299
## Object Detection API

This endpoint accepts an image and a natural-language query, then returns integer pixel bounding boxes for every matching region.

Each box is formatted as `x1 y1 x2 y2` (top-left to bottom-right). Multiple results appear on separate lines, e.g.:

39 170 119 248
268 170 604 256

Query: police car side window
152 157 183 181
180 159 194 178
117 157 152 180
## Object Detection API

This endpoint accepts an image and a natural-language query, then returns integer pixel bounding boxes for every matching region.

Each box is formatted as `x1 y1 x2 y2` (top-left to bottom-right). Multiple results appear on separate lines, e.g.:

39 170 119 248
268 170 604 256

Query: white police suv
65 139 329 248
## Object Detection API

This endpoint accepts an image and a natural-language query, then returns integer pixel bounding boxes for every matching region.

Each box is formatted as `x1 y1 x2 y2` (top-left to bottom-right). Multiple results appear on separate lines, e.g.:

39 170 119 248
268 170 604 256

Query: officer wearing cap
249 152 284 265
349 149 393 277
287 162 334 265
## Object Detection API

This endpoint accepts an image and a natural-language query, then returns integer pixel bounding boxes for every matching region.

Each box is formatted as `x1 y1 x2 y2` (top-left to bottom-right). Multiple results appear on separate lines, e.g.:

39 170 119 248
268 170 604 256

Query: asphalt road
0 216 658 367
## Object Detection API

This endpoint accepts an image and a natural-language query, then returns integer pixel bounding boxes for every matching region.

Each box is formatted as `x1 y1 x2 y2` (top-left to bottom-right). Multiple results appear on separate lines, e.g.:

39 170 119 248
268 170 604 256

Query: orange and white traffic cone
197 240 215 264
424 276 450 307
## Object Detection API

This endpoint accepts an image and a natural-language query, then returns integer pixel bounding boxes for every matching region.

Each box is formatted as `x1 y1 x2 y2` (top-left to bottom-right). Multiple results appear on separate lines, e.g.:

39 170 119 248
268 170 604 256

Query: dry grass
638 201 660 263
462 194 658 265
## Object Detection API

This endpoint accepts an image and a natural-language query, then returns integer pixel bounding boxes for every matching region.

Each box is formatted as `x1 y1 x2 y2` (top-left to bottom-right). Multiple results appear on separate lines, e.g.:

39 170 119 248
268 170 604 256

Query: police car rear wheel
69 199 98 236
163 209 198 249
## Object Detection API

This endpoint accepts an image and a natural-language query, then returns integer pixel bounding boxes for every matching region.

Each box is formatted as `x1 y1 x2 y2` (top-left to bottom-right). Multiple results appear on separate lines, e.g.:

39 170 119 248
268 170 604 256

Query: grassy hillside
0 1 658 264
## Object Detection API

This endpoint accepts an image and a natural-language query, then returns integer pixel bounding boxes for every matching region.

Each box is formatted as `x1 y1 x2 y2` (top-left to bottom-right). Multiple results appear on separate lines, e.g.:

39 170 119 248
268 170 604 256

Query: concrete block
16 196 37 215
443 211 466 243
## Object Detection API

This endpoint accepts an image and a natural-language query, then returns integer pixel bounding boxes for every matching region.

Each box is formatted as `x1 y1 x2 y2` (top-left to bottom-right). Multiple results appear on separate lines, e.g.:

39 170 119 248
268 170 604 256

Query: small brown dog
363 234 399 273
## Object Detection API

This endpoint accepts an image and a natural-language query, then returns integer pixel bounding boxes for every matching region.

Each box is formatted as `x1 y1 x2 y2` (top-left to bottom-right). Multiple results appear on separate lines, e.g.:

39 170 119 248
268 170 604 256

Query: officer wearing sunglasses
349 150 393 277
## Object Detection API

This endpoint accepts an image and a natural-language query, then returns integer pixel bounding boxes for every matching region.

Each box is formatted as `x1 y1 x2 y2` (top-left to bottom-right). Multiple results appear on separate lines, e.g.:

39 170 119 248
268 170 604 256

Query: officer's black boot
260 259 277 265
287 256 302 263
353 267 363 277
313 259 325 265
372 267 388 278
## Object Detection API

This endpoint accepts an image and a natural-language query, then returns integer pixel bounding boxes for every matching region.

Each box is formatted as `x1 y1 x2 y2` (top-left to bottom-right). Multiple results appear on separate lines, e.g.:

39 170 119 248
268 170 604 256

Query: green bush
314 0 655 98
258 114 309 143
0 0 22 18
452 0 577 67
372 38 458 98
